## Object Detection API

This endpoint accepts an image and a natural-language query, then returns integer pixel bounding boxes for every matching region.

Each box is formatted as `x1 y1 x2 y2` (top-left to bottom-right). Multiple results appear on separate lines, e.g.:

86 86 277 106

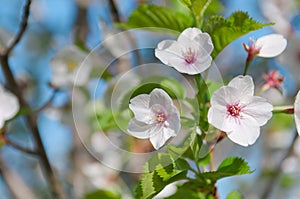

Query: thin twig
261 130 298 199
4 0 31 56
0 134 38 156
0 1 64 198
108 0 143 65
34 88 58 113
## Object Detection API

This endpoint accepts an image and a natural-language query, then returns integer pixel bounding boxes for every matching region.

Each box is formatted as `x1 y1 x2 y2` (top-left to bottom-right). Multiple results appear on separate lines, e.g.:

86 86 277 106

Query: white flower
208 75 273 146
294 90 300 136
0 84 19 128
155 27 213 75
243 34 287 58
50 45 91 87
127 88 181 150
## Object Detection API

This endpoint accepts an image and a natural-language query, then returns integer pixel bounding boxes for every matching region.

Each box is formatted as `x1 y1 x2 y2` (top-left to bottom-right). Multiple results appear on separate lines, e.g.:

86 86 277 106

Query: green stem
243 56 252 76
272 105 294 114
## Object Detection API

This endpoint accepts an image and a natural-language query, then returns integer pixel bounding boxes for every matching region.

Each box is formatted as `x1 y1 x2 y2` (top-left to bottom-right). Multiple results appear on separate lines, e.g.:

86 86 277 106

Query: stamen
227 104 241 117
183 47 197 64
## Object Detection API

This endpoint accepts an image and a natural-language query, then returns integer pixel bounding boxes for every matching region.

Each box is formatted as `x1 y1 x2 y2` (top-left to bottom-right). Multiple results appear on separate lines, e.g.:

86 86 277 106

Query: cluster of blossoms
126 27 300 149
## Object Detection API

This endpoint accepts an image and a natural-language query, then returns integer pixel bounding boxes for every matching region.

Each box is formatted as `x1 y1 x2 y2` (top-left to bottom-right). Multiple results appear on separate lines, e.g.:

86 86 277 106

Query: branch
34 88 58 113
0 134 38 156
261 130 298 199
0 1 65 198
3 0 31 56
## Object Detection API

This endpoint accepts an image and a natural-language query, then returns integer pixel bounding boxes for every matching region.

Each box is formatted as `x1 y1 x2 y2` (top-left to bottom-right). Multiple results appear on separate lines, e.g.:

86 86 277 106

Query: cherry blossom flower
127 88 181 150
155 27 213 75
262 70 284 93
243 34 287 60
0 84 20 128
50 45 92 88
294 90 300 135
208 75 273 146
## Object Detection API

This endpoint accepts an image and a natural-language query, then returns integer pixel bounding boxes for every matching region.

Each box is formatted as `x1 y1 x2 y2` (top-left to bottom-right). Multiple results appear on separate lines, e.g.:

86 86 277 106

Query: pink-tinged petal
155 40 188 71
294 90 300 135
207 106 234 132
177 27 203 44
127 118 157 139
228 75 254 97
150 126 176 150
185 56 212 75
149 89 173 109
242 96 273 126
256 34 287 58
227 118 260 146
129 94 153 123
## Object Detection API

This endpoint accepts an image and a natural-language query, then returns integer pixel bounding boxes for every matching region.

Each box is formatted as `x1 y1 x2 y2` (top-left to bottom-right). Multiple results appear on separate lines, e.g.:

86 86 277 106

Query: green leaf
166 185 214 199
119 4 193 33
135 153 189 199
120 76 185 111
226 190 243 199
179 0 192 7
217 157 252 175
179 0 216 27
84 190 121 199
199 157 252 185
202 11 273 58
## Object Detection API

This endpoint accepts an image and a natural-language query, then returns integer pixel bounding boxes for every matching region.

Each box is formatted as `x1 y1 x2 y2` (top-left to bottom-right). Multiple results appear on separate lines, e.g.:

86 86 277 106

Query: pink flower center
183 48 197 64
155 112 168 123
227 104 241 117
263 70 283 88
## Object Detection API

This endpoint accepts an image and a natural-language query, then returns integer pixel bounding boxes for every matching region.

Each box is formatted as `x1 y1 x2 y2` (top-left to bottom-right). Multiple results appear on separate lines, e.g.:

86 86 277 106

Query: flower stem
243 55 253 76
272 105 294 114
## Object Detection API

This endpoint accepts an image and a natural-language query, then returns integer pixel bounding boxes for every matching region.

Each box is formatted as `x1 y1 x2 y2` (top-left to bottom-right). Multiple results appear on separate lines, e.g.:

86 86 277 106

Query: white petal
180 56 212 75
294 90 300 135
167 106 181 134
242 96 273 126
0 90 19 122
149 126 176 150
228 75 254 97
149 89 173 109
129 94 153 123
177 27 203 44
227 118 260 146
0 119 4 129
207 106 234 132
194 32 214 55
210 86 242 107
256 34 287 58
127 118 158 139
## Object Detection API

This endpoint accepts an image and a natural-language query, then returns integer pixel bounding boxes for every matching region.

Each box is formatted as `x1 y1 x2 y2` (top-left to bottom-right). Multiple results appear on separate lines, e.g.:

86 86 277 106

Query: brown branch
4 0 31 56
0 1 64 198
261 130 298 199
108 0 121 23
0 134 38 156
34 88 58 113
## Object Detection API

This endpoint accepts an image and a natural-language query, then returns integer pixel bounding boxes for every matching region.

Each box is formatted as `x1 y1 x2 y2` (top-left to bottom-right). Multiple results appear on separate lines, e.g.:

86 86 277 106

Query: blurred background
0 0 300 198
